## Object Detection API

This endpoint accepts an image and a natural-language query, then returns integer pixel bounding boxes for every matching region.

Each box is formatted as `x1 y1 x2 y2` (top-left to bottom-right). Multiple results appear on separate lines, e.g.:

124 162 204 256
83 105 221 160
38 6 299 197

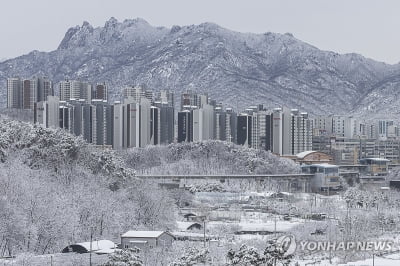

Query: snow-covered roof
296 151 317 159
121 231 173 238
172 231 217 238
95 248 119 254
304 163 338 168
279 192 293 196
75 240 116 252
129 240 148 244
362 157 390 162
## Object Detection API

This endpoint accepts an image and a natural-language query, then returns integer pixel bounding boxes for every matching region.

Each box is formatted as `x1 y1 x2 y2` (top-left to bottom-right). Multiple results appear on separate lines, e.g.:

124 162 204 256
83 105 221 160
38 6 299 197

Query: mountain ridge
1 17 400 117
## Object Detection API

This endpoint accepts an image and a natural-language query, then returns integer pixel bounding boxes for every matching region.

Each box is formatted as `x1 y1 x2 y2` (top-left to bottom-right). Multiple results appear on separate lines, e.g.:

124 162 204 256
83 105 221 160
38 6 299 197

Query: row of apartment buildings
7 77 53 109
8 77 400 163
34 94 174 149
313 115 400 140
177 103 313 156
312 116 400 164
23 79 314 155
7 77 108 109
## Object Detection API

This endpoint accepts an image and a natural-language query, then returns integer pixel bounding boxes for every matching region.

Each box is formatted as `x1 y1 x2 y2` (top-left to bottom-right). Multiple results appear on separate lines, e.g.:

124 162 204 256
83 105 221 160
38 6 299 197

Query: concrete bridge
136 174 314 192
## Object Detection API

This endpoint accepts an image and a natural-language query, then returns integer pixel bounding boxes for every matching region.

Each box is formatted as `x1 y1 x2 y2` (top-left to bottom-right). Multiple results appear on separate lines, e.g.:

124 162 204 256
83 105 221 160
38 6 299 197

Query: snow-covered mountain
1 17 400 116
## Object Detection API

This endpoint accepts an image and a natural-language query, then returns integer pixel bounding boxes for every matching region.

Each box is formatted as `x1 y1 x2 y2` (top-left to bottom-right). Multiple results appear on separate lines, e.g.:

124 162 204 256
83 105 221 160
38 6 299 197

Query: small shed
62 240 116 254
121 231 174 249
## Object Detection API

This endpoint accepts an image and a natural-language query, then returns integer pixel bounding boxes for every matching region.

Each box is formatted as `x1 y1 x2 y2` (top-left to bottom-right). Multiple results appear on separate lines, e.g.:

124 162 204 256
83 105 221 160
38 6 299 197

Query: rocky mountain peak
2 18 400 118
58 21 94 50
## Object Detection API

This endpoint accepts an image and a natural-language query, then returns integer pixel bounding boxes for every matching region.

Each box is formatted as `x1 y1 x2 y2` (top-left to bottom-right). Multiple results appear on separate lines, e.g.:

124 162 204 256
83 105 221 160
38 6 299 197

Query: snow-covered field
296 253 400 266
0 253 107 266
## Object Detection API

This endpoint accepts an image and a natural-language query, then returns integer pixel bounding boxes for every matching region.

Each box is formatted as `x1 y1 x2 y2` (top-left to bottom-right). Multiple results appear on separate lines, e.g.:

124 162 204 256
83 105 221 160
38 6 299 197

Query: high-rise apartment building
112 97 153 149
271 107 291 155
7 77 53 110
112 101 124 149
92 100 113 146
313 116 333 136
122 98 140 148
153 102 175 144
37 77 53 102
7 78 23 109
254 111 273 151
181 90 199 110
93 83 108 101
193 104 214 141
332 116 356 138
177 110 193 143
180 90 209 110
377 120 394 140
59 80 92 103
157 90 174 106
150 106 160 145
33 96 59 128
225 108 237 143
290 110 313 155
139 98 151 147
22 79 37 110
237 113 252 148
269 107 313 155
123 86 145 102
215 106 227 141
59 102 72 130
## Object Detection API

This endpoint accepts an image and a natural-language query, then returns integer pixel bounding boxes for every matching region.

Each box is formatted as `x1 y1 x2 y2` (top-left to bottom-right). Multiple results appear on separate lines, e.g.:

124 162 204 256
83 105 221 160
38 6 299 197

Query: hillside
0 118 300 256
122 140 299 175
0 117 175 256
1 18 400 117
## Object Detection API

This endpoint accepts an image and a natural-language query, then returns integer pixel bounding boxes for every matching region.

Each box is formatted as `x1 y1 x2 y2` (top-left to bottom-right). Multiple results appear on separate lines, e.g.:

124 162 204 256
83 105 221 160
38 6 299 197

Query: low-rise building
121 231 174 249
301 164 341 193
359 158 390 176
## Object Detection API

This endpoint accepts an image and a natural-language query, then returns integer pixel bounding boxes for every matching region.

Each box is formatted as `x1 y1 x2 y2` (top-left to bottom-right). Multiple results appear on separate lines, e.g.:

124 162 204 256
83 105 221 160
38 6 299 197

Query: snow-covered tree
168 247 209 266
227 242 292 266
227 244 265 266
0 117 176 256
103 248 142 266
123 140 300 176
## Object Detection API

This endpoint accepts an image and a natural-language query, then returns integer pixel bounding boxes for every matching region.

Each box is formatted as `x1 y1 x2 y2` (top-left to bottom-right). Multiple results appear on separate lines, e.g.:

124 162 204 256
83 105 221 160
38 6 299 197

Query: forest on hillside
0 117 300 257
0 118 175 256
122 140 299 175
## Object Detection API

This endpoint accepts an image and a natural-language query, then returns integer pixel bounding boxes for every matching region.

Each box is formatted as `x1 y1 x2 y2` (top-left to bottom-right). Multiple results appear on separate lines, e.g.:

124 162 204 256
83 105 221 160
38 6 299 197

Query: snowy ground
0 253 108 266
177 210 306 237
338 253 400 266
296 253 400 266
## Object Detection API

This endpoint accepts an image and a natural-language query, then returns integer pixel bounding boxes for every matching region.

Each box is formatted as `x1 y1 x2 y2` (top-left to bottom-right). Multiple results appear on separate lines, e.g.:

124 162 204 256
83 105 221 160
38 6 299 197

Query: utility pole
328 218 332 264
89 228 93 266
203 219 206 248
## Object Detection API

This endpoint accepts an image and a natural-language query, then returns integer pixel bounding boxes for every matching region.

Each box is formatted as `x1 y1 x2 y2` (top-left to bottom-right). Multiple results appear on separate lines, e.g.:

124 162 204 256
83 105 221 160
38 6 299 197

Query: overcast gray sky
1 0 400 64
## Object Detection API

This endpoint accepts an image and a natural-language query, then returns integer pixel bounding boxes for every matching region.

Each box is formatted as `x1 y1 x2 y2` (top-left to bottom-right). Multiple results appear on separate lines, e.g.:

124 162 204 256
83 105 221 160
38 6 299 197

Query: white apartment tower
33 96 60 128
123 86 145 102
271 107 292 155
193 104 215 141
113 101 124 149
290 110 313 154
